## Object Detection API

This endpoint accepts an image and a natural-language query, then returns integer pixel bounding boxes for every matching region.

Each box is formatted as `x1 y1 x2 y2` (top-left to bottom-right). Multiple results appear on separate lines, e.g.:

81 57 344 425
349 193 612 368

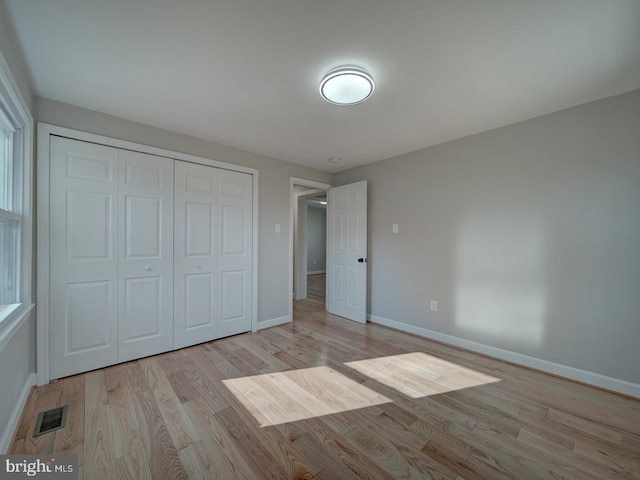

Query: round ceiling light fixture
319 66 375 105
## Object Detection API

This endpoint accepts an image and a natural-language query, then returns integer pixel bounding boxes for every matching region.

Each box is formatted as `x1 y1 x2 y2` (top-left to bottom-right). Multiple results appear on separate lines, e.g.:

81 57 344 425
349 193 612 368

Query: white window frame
0 49 34 350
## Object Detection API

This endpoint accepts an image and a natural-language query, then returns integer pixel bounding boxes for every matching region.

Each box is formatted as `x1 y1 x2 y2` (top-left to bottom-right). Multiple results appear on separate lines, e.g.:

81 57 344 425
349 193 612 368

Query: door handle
357 258 367 263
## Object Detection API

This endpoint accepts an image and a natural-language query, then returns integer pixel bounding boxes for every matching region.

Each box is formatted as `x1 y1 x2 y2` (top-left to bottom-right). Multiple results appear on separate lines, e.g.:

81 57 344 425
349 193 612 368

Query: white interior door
118 150 174 362
49 136 119 379
217 169 253 337
174 161 218 348
326 181 368 323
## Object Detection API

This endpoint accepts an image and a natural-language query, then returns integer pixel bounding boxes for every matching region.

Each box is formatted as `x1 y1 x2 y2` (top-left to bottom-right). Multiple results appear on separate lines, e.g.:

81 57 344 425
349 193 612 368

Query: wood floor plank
214 405 291 479
341 408 460 479
127 362 188 480
185 347 232 411
233 333 292 372
174 358 228 412
8 438 24 455
52 383 85 461
12 385 38 443
284 364 390 411
291 431 363 480
155 350 184 376
139 357 199 451
178 441 226 480
623 432 640 451
457 420 570 480
114 447 153 480
85 370 108 410
166 370 200 404
213 338 270 373
287 416 400 480
572 437 640 477
516 427 635 480
105 364 128 392
340 422 427 479
84 405 116 480
182 397 258 480
107 385 144 459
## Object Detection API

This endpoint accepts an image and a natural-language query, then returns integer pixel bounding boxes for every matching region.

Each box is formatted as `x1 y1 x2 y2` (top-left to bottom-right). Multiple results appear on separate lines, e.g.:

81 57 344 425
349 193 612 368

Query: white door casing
49 136 119 378
326 181 368 323
118 150 174 362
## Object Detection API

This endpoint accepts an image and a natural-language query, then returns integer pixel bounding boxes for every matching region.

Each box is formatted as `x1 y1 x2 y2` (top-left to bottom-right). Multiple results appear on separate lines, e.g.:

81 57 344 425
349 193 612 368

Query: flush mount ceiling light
319 66 375 105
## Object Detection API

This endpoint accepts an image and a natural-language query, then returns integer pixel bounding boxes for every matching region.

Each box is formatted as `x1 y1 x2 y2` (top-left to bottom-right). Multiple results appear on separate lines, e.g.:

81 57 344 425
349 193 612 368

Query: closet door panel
174 161 218 348
217 170 252 337
185 273 214 328
49 137 119 379
118 150 174 362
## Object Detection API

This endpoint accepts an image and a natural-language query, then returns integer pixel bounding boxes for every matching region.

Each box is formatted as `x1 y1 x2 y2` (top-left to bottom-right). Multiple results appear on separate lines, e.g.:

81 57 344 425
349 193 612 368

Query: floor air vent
33 405 68 436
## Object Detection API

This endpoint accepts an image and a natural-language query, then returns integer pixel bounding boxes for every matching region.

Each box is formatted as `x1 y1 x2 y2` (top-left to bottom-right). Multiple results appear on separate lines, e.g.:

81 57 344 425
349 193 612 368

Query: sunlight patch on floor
222 365 391 427
345 352 501 398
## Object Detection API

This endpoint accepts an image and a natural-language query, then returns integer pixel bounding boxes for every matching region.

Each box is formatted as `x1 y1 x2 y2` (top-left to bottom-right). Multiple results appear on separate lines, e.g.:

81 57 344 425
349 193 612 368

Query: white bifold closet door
48 136 252 380
49 137 119 378
117 150 174 362
49 138 174 378
174 162 252 348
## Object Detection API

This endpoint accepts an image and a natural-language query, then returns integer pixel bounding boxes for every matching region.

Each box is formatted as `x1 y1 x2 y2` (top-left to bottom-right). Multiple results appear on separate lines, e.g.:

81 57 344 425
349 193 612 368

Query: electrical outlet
430 300 438 312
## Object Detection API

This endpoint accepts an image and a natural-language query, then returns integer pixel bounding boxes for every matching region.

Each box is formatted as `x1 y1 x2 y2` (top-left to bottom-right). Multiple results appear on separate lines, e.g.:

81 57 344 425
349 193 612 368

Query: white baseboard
307 270 326 275
369 314 640 399
257 315 291 330
0 372 36 453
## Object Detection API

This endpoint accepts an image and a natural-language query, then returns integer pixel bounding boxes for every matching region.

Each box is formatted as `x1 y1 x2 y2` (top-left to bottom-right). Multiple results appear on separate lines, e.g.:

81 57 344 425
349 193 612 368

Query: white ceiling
2 1 639 173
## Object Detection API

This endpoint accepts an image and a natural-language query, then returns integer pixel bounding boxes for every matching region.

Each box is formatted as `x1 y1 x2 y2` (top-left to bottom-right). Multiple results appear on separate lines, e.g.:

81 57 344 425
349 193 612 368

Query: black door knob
358 258 365 263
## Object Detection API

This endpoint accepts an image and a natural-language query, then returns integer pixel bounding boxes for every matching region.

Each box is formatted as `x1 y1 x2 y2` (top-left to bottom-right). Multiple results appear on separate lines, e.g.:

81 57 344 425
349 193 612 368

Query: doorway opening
289 177 332 322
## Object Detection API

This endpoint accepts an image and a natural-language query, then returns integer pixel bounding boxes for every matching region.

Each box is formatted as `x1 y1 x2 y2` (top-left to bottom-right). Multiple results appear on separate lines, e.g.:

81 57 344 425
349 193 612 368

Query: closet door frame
37 123 259 385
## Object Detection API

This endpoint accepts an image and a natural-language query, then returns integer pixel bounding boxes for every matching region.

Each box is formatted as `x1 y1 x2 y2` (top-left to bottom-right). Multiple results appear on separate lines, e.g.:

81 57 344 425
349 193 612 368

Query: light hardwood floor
307 273 326 302
10 295 640 479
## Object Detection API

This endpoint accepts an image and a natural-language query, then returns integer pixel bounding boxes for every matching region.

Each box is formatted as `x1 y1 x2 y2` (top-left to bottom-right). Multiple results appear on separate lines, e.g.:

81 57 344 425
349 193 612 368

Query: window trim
0 47 34 349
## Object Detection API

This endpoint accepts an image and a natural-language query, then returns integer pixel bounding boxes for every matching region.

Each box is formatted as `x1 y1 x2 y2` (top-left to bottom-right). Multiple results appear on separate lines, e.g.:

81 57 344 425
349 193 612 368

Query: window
0 116 20 317
0 54 32 332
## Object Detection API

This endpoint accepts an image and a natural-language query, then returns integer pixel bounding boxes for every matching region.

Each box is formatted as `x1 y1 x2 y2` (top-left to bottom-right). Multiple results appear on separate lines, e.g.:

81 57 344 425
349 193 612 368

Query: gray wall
0 317 36 443
35 97 332 326
0 9 36 449
307 206 326 272
0 8 32 111
335 89 640 385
